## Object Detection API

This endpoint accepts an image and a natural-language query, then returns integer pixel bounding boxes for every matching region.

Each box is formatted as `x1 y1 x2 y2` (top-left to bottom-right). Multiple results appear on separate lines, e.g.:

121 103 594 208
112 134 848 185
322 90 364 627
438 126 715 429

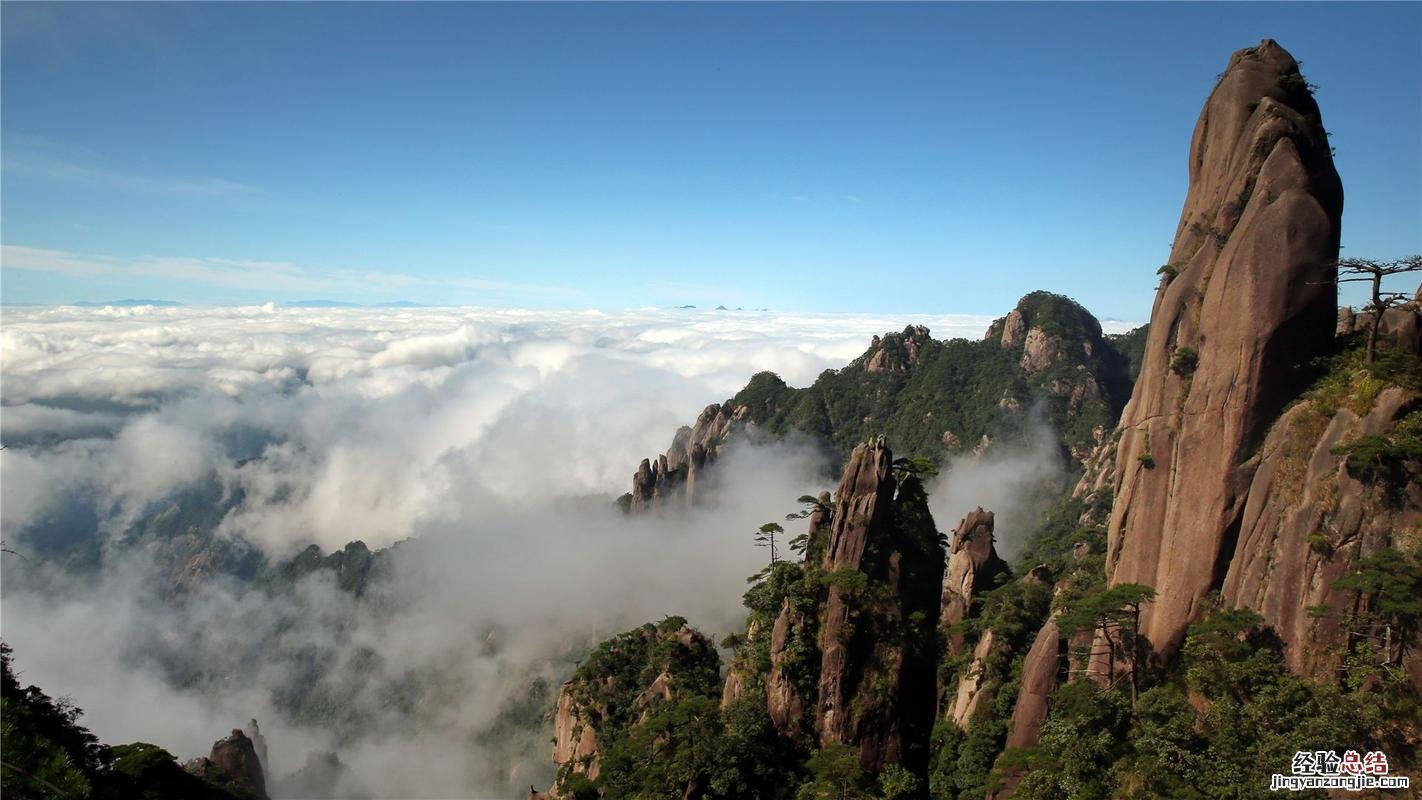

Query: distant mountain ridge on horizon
70 298 184 307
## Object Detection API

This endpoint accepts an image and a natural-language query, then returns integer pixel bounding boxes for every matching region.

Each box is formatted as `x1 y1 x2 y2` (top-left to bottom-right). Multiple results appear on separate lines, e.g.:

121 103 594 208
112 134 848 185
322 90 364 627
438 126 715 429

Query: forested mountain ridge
623 291 1142 514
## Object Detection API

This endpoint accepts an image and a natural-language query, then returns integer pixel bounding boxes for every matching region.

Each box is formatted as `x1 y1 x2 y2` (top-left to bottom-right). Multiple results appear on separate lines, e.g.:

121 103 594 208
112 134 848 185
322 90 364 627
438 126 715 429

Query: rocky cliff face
763 493 833 737
549 619 722 794
940 508 1009 657
812 437 899 757
627 402 746 512
1106 38 1344 656
188 729 269 800
785 437 947 776
552 682 605 782
936 511 1023 733
718 438 949 782
1222 383 1422 687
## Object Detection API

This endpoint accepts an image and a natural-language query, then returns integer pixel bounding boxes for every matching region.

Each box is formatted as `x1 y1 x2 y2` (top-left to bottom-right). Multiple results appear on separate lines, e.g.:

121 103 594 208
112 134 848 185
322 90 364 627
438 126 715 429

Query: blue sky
2 2 1418 318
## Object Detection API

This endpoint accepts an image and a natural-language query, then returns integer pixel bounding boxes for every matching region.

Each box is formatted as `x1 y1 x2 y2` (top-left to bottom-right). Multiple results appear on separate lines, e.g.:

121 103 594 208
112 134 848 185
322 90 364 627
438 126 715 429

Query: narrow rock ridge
624 298 1134 514
1106 38 1343 656
629 402 745 512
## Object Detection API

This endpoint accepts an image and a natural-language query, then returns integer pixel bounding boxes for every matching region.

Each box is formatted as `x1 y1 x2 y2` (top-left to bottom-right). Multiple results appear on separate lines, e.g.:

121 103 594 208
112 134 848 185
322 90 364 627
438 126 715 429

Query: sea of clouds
0 303 1132 797
0 304 1005 551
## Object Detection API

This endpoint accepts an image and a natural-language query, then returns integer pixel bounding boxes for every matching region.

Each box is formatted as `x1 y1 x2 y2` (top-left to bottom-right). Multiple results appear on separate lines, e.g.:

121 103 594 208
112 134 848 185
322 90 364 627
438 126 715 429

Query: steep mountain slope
1219 341 1422 688
548 618 723 798
553 38 1421 800
551 437 950 798
984 39 1422 796
624 292 1137 512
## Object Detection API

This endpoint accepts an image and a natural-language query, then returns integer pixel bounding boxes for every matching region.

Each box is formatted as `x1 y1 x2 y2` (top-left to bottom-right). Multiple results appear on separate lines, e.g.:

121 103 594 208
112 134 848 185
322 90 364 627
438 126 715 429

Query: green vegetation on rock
1 643 252 800
1003 607 1421 800
723 293 1134 468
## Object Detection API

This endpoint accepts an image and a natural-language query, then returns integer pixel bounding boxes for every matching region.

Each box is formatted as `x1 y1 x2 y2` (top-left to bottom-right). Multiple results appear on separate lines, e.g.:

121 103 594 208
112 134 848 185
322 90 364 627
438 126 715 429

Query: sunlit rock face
1106 38 1343 656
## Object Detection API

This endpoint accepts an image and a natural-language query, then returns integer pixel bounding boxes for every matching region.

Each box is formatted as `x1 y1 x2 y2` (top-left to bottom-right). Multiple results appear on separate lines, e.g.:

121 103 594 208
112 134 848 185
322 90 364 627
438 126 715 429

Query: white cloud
0 304 1131 797
0 305 1144 555
0 305 999 550
3 151 259 196
927 413 1067 563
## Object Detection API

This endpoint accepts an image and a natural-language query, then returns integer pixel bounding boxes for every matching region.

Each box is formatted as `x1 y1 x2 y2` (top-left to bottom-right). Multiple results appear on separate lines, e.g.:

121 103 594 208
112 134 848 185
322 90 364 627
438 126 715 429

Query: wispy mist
926 412 1067 563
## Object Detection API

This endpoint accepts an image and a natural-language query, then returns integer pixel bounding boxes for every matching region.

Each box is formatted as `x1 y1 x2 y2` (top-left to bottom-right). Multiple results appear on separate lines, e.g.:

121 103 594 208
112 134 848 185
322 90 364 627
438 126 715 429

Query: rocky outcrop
815 437 897 754
1339 293 1422 356
994 309 1028 348
719 664 746 710
242 720 268 785
628 403 745 512
865 326 931 373
188 729 268 800
985 616 1066 800
1005 619 1063 751
948 630 996 729
984 293 1118 376
1222 386 1422 687
812 437 945 776
763 491 833 736
1106 39 1343 656
984 292 1135 466
1019 328 1059 376
940 508 1008 656
272 540 384 597
551 619 721 795
552 684 603 781
765 597 811 735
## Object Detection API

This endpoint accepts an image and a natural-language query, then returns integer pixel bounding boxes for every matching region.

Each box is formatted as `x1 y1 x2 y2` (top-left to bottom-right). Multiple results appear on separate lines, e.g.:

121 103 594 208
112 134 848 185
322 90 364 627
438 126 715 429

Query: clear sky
2 2 1418 318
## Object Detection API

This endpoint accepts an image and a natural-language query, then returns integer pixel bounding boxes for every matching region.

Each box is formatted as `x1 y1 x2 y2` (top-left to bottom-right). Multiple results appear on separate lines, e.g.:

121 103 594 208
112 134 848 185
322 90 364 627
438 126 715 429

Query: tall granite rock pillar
1106 39 1343 656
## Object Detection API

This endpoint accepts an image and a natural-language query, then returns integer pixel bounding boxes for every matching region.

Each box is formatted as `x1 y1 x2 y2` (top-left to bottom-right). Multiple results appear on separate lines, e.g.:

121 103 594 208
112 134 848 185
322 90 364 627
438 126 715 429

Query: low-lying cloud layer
1 304 1134 797
2 305 999 551
3 304 1018 797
